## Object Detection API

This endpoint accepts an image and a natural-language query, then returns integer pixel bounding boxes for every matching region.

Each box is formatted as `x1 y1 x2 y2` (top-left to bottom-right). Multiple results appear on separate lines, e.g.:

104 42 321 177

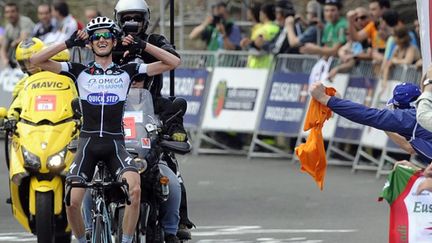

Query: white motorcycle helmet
114 0 150 35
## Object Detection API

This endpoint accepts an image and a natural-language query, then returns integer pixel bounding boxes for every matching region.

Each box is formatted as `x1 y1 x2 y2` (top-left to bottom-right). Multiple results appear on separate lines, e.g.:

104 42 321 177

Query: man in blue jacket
310 81 432 165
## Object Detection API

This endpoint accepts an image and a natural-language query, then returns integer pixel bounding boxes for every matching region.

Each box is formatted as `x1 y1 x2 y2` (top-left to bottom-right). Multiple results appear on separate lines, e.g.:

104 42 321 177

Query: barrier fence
0 50 424 176
172 50 422 177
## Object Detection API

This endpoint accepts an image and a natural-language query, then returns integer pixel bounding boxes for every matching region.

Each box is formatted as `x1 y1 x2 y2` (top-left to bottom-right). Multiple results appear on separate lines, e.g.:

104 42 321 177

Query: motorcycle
113 88 191 243
0 71 80 243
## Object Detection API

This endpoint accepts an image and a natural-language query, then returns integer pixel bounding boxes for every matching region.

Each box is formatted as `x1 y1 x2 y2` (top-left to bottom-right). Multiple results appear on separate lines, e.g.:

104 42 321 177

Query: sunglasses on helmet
89 32 115 41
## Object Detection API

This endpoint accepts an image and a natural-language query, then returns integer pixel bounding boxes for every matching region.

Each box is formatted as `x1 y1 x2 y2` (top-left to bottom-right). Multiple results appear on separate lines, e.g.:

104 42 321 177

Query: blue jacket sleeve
327 96 416 137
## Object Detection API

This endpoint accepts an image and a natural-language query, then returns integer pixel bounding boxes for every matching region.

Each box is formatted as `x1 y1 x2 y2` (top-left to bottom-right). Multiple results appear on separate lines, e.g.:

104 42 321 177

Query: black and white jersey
60 61 147 138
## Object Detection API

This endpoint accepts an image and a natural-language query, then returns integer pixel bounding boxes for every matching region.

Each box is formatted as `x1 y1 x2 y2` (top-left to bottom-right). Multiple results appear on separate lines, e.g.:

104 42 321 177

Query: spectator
285 0 322 48
327 30 364 80
347 0 390 63
381 9 418 62
262 0 301 55
189 1 241 51
44 1 78 44
300 0 347 57
1 2 35 68
381 25 421 89
85 7 101 22
328 7 373 79
310 81 432 164
240 2 262 50
32 3 56 42
246 3 280 68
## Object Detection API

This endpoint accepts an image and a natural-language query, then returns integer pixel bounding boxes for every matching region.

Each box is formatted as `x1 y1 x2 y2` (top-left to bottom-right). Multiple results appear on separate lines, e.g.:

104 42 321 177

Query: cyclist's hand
65 30 88 48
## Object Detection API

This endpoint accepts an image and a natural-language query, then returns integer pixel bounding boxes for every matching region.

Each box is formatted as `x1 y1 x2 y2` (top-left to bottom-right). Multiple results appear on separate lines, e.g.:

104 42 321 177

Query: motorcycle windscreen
19 71 78 124
123 88 160 158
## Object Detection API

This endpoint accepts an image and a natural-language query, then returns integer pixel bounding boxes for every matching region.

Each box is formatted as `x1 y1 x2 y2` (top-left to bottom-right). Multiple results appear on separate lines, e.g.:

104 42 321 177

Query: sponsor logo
87 77 125 89
31 81 66 89
87 92 120 105
194 78 205 96
211 80 258 117
212 80 227 117
141 138 151 149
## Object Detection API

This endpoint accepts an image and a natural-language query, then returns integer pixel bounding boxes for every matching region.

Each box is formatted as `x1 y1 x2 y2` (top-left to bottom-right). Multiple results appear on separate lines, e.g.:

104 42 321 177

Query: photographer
189 1 241 50
262 0 302 55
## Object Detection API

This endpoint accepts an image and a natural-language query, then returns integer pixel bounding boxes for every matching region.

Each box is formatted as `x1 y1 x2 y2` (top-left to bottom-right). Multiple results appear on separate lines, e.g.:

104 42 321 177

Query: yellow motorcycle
0 71 80 243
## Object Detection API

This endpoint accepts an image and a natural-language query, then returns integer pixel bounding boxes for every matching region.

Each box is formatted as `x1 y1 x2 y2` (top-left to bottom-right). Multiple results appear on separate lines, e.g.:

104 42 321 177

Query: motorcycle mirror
172 98 187 117
0 107 7 119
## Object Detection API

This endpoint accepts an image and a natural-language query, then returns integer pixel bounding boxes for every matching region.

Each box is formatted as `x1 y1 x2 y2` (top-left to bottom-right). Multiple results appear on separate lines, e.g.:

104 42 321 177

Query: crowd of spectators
189 0 422 82
0 0 421 83
0 1 97 69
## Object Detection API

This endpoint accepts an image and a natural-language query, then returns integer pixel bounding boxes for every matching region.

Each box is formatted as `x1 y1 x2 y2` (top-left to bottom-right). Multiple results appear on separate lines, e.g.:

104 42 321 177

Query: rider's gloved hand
4 117 17 131
65 30 87 48
172 132 187 142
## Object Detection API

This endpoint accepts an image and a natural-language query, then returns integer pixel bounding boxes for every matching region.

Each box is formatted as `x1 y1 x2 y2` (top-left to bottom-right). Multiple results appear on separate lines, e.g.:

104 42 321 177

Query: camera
212 15 222 25
123 21 140 35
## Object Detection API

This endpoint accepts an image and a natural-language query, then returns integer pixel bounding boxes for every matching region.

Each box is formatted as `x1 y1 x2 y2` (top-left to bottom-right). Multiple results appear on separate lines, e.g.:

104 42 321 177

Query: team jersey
380 166 432 243
60 61 147 138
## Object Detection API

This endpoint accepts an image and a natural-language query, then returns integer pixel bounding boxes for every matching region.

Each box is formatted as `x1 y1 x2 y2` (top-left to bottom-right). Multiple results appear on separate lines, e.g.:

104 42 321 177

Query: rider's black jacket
112 33 179 98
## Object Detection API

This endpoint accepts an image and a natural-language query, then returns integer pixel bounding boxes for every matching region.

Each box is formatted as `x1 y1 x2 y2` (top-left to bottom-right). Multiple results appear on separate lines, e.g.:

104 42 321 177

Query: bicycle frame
65 161 130 243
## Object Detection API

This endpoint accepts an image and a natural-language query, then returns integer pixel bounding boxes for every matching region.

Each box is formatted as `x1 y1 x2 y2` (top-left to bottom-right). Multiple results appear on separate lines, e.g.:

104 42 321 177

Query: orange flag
295 87 336 190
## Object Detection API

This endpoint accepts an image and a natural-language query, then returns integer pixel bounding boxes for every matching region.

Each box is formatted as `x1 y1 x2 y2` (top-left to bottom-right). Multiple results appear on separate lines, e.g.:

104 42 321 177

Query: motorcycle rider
29 16 180 243
7 37 70 125
113 0 195 240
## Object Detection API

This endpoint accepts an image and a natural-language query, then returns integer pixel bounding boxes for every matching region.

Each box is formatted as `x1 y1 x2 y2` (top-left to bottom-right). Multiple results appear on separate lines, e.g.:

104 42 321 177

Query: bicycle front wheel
93 215 104 243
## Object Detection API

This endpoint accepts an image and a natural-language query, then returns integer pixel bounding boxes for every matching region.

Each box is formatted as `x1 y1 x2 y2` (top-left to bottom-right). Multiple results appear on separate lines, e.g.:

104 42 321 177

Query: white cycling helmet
86 16 120 36
114 0 150 34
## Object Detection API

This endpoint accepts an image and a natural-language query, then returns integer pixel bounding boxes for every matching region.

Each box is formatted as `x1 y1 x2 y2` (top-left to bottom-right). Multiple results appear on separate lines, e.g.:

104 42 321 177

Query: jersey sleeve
121 63 148 80
59 62 86 81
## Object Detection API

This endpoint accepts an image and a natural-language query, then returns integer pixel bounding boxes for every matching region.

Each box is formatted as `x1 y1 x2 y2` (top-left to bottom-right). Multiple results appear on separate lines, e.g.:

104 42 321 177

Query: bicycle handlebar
65 178 131 206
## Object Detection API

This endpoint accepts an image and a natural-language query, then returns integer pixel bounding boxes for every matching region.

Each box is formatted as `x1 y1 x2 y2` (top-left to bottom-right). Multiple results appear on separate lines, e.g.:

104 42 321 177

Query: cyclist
29 16 180 243
113 0 195 240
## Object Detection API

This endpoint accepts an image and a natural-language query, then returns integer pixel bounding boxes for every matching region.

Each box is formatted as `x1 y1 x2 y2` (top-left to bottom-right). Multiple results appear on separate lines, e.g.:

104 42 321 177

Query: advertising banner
258 72 309 135
201 67 268 132
333 77 376 141
0 67 24 107
162 68 209 128
417 0 431 74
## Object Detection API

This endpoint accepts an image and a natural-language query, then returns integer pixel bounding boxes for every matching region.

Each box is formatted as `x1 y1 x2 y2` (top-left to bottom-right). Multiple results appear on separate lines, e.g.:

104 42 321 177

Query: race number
123 117 136 139
35 95 56 111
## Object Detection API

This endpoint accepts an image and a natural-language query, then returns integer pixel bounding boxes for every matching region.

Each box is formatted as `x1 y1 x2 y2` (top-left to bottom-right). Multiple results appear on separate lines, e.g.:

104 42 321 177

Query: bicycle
65 161 130 243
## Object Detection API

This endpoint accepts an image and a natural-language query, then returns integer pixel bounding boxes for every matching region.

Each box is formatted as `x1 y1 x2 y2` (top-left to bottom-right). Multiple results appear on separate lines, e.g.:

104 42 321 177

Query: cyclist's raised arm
30 30 88 73
121 35 181 76
29 42 65 73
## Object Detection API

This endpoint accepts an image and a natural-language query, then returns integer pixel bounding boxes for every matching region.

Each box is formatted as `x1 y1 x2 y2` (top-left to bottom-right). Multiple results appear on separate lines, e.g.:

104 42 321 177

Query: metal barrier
215 50 250 67
275 54 320 74
350 60 376 79
178 50 215 68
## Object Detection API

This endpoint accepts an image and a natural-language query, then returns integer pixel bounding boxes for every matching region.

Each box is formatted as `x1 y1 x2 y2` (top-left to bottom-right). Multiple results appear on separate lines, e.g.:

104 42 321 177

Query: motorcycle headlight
22 146 41 172
47 148 67 172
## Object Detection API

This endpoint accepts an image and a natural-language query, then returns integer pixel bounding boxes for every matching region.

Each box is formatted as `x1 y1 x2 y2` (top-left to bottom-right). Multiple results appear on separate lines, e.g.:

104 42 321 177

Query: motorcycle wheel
116 207 145 243
36 191 55 243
